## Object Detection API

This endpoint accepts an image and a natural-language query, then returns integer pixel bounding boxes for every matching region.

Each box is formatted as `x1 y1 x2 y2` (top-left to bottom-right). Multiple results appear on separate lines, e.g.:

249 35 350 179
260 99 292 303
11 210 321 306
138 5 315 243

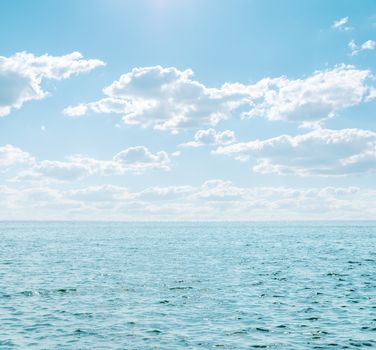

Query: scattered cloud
6 145 171 182
180 128 236 147
63 66 250 133
67 185 131 203
0 51 105 117
362 40 376 50
137 185 195 201
64 65 375 130
332 16 352 31
215 128 376 176
0 144 34 168
349 39 376 56
1 180 375 220
240 65 374 126
171 151 181 157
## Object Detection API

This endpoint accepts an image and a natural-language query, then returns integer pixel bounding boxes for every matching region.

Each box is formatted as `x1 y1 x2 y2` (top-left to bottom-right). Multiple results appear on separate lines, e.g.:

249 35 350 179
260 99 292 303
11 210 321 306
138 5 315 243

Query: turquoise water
0 221 375 349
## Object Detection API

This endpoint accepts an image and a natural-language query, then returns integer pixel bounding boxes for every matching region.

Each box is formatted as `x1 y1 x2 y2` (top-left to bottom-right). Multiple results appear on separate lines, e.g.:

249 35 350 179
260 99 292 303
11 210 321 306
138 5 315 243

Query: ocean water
0 221 375 349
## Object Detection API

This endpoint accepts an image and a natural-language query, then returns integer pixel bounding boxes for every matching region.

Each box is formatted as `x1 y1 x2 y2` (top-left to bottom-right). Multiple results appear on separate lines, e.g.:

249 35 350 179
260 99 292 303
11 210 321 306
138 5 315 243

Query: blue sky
1 0 376 220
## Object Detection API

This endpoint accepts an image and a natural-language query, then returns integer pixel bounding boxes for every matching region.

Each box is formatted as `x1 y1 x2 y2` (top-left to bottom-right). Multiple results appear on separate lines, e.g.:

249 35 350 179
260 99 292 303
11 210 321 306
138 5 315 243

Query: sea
0 221 375 349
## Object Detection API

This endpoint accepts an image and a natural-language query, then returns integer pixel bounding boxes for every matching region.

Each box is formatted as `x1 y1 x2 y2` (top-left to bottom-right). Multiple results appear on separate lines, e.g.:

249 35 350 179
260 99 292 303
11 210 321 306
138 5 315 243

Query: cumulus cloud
114 146 170 169
0 51 104 117
10 145 171 182
64 65 374 130
215 128 376 176
180 128 236 147
349 39 376 56
241 65 374 125
0 144 34 168
63 66 250 133
332 16 352 31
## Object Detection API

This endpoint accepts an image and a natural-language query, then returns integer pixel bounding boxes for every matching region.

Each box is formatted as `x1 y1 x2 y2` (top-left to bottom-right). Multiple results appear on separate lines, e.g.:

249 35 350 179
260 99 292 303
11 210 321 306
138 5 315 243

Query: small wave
169 286 193 290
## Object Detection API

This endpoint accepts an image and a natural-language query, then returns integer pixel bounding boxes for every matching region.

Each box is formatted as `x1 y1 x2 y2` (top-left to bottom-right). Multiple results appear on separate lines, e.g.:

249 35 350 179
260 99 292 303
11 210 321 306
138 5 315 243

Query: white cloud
171 151 181 157
0 51 104 117
64 66 250 133
137 185 195 201
241 65 373 125
114 146 170 170
67 185 131 203
64 65 374 130
348 40 358 54
192 179 246 201
2 181 376 220
32 160 94 181
10 145 171 182
332 16 352 31
63 103 89 117
361 40 376 50
215 128 376 176
0 144 34 168
349 39 376 56
180 128 236 147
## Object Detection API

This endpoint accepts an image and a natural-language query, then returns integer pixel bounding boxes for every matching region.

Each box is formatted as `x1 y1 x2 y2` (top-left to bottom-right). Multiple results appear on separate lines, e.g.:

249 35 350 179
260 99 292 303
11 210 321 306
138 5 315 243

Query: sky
1 0 376 220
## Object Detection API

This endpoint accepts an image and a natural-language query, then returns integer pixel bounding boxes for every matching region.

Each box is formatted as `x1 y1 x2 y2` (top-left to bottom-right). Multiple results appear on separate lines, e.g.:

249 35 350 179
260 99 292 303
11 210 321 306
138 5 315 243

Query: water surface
0 221 375 349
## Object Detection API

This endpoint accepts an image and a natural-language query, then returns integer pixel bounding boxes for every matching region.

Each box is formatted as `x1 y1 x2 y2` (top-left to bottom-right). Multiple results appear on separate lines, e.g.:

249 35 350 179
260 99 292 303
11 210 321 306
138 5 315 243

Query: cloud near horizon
0 180 374 221
1 145 171 182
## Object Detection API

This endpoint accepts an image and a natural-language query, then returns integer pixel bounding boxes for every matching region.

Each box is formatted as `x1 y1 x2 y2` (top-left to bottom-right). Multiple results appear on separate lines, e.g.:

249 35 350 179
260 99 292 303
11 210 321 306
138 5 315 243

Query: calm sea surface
0 221 375 349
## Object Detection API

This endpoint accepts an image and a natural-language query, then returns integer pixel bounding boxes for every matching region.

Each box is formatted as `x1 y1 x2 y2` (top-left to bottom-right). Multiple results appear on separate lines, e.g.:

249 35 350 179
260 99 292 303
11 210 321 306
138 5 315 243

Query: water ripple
0 221 375 349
